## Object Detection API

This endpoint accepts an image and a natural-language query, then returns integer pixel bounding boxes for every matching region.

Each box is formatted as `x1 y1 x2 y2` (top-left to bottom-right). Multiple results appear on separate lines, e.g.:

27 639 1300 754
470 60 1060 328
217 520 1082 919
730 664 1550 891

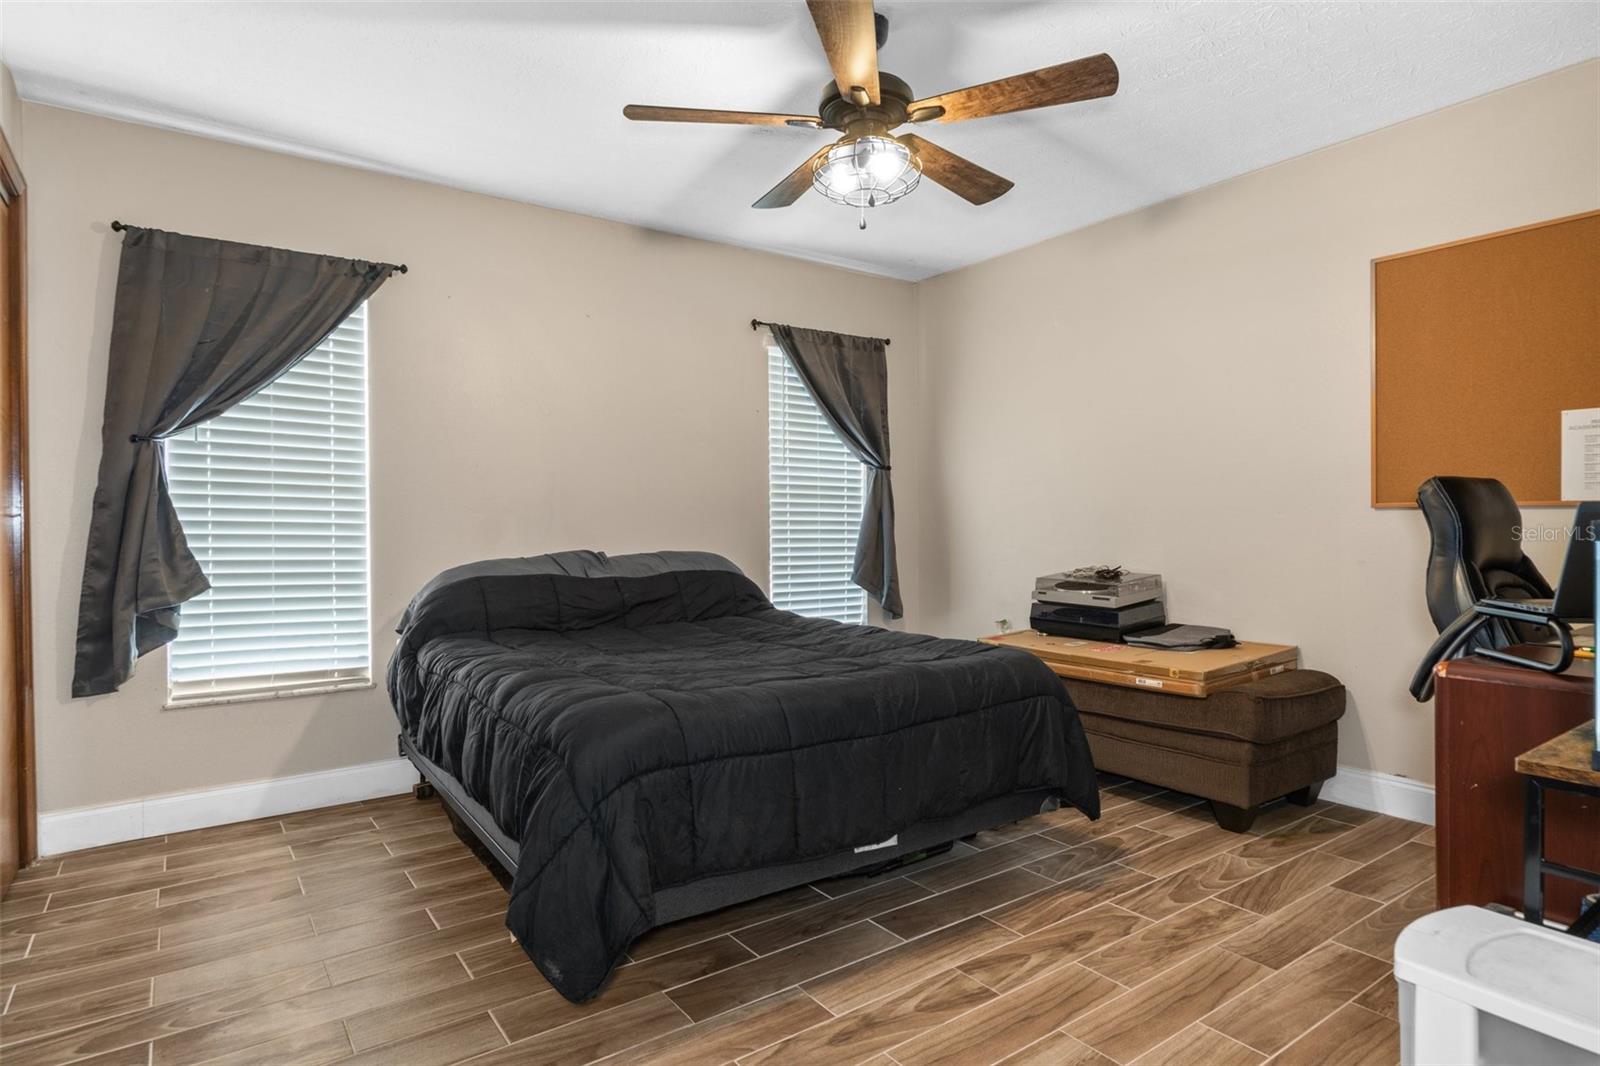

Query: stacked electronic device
1030 566 1166 642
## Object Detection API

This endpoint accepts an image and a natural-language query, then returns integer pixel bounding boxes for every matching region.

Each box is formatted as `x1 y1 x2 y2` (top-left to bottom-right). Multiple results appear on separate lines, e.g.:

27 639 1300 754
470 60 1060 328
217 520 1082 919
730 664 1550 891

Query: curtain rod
110 220 408 274
751 318 890 347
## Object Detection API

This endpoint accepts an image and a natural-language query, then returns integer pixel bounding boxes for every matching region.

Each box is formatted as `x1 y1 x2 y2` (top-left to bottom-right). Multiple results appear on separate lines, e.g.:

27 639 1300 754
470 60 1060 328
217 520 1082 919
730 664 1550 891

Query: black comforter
388 551 1098 1002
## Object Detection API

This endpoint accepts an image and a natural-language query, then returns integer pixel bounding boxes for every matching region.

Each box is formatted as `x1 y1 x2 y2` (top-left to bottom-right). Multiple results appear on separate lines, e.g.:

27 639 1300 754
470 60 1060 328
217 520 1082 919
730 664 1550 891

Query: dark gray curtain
72 227 398 697
769 323 901 619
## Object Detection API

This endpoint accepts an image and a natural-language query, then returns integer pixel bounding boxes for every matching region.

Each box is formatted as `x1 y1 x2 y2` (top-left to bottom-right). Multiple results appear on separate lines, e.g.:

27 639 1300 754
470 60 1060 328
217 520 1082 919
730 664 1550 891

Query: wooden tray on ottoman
981 631 1299 698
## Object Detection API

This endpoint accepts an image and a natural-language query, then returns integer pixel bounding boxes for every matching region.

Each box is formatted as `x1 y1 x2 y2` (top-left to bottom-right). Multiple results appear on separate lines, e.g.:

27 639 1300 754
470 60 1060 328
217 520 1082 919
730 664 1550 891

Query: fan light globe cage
812 135 921 208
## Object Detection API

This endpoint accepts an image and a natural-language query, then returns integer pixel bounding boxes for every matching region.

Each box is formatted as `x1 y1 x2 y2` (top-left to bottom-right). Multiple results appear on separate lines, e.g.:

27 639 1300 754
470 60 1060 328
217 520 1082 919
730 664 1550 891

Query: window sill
164 678 375 711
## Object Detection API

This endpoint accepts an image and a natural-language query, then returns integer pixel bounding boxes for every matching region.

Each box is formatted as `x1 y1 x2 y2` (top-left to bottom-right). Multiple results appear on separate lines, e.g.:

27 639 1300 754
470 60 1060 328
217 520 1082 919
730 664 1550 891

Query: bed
387 550 1099 1002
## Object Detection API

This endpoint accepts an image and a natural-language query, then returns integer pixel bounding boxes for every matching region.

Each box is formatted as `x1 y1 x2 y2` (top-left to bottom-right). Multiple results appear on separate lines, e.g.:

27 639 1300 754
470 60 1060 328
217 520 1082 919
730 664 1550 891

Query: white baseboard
37 757 419 856
1322 764 1436 826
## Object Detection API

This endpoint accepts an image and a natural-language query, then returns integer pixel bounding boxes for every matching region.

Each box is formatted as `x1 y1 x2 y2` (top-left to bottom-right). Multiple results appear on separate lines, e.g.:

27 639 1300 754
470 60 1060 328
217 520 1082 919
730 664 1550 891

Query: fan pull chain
859 204 867 230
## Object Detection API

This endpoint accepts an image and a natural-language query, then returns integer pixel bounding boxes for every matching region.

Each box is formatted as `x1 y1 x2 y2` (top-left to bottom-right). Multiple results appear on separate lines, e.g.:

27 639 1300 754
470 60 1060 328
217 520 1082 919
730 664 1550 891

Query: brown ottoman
1059 669 1346 832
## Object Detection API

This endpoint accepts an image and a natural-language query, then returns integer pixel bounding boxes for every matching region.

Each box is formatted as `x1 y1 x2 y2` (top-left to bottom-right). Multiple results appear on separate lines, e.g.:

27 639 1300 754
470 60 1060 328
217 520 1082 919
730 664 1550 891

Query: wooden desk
1435 648 1598 923
1516 721 1600 932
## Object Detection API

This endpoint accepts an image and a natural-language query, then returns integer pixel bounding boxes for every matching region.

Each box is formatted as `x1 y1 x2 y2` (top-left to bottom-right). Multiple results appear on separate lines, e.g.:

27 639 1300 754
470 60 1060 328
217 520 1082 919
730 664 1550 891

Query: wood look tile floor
0 778 1432 1065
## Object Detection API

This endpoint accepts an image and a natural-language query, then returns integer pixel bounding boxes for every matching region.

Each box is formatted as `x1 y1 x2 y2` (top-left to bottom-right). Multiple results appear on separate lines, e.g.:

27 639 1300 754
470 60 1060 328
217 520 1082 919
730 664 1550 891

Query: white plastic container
1396 906 1600 1066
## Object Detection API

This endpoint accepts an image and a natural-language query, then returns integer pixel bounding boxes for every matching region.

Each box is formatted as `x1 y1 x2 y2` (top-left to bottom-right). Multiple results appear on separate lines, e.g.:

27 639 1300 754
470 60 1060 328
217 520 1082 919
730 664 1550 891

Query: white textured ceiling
6 1 1596 280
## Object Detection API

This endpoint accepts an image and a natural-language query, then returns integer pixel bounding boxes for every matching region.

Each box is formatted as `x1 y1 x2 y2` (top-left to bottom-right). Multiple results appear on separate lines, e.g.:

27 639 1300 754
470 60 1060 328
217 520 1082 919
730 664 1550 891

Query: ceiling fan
623 0 1118 224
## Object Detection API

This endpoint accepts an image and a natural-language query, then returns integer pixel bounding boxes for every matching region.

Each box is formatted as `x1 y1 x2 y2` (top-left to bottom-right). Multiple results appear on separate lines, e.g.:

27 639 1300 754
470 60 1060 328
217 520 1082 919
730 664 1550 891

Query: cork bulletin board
1371 210 1600 508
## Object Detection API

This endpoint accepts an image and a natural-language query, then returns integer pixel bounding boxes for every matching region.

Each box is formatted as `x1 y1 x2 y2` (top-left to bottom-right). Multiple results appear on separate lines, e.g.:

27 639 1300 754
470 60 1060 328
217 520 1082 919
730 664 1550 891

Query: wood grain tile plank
311 867 500 935
491 935 753 1042
801 915 1017 1015
1331 842 1435 902
1080 897 1261 987
1110 852 1272 922
321 913 510 986
343 954 552 1052
0 928 160 986
665 921 899 1022
1247 800 1338 836
423 887 510 930
149 954 468 1066
1353 973 1399 1020
887 963 1121 1066
626 885 826 961
0 891 51 922
905 834 1063 894
1229 816 1352 863
192 1019 352 1066
473 993 687 1066
1131 1023 1265 1066
0 977 151 1048
986 862 1153 936
877 867 1052 940
958 904 1148 994
732 876 928 956
54 839 175 876
1040 797 1181 847
341 1011 507 1066
380 829 462 858
1216 850 1364 915
1334 878 1435 963
47 1042 153 1066
3 961 331 1066
456 937 523 979
743 969 992 1066
1204 943 1390 1055
56 883 306 956
1023 826 1166 882
1317 804 1379 827
1320 815 1420 863
1123 826 1255 877
604 987 830 1066
1128 799 1214 838
7 857 169 905
152 911 433 1005
158 818 288 856
8 916 319 1015
1221 887 1381 971
1066 947 1272 1064
997 1031 1118 1066
4 889 164 941
1263 1003 1399 1066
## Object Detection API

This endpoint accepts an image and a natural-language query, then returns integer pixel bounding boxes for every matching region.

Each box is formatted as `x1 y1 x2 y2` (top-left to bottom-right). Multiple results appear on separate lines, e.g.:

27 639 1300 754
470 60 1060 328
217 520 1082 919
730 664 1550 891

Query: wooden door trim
0 122 34 865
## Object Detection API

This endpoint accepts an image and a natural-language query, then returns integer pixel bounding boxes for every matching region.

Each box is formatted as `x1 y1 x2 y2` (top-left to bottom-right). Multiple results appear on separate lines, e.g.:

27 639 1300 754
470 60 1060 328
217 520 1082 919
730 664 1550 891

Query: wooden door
0 125 32 894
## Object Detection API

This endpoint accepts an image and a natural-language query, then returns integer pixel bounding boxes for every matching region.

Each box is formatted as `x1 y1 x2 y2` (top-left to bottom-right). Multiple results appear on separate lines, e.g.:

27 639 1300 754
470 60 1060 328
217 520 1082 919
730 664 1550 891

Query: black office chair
1409 476 1556 701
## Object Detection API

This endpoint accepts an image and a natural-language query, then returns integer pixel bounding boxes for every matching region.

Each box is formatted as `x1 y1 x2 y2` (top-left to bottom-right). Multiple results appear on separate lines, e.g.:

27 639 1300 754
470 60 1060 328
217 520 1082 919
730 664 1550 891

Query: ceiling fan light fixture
812 135 920 209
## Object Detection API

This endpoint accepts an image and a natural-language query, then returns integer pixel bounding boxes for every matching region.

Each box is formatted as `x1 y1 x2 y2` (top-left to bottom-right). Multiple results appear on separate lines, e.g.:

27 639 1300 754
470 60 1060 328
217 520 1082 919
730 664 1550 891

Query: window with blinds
165 305 371 706
767 343 868 624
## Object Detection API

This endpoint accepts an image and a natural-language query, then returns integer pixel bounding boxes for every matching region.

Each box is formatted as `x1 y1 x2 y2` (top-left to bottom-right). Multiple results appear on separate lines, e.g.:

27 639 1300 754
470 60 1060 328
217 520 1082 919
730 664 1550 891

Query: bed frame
399 732 1060 924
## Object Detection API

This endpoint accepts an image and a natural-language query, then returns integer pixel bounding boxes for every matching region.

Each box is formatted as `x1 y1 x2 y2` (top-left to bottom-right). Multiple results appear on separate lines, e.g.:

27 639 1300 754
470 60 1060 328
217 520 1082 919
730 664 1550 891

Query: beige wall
909 61 1599 785
25 103 922 813
23 59 1597 814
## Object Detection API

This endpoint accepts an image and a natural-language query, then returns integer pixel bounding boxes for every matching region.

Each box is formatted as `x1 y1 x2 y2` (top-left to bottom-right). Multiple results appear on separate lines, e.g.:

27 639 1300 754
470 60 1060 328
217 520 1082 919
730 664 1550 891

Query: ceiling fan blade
623 105 822 129
900 134 1014 205
806 0 881 106
753 145 832 209
909 53 1119 124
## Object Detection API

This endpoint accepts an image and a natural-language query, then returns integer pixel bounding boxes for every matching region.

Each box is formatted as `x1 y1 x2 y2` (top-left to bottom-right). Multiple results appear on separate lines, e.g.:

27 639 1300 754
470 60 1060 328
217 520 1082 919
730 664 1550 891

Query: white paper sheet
1560 407 1600 502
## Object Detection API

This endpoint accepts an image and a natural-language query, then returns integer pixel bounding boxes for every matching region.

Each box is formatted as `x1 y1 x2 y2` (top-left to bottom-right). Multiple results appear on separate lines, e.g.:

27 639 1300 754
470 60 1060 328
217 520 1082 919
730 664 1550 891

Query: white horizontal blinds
165 304 371 704
768 342 868 624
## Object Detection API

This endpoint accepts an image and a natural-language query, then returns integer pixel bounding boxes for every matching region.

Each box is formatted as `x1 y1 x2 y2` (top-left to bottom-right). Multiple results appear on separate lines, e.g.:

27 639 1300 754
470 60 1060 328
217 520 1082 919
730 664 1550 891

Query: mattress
387 550 1099 1002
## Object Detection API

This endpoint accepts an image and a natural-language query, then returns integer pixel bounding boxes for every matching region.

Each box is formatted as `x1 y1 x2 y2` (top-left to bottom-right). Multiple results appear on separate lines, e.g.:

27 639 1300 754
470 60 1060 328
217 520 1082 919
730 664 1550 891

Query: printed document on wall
1561 407 1600 502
